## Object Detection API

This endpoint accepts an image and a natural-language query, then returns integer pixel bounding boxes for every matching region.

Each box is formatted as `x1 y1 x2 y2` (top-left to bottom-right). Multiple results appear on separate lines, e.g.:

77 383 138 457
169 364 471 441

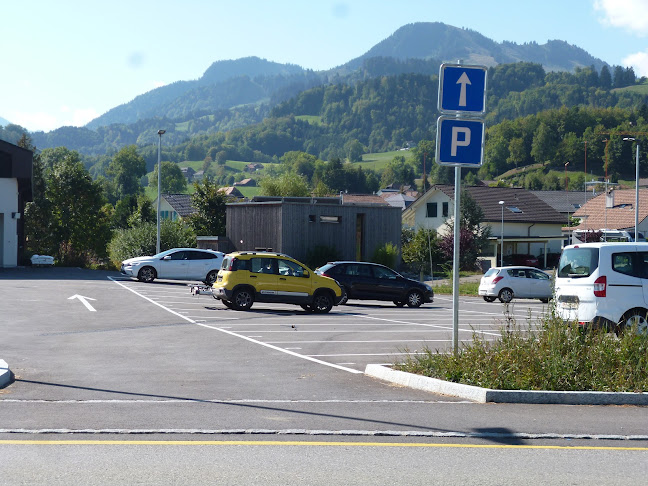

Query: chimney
605 189 614 208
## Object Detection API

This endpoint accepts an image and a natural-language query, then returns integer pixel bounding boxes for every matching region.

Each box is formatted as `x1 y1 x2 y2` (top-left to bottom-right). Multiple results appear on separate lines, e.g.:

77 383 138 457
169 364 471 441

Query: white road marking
108 277 362 374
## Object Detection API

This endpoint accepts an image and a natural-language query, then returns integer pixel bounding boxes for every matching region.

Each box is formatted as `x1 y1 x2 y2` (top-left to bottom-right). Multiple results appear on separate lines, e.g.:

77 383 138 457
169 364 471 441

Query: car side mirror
162 256 171 261
303 271 310 278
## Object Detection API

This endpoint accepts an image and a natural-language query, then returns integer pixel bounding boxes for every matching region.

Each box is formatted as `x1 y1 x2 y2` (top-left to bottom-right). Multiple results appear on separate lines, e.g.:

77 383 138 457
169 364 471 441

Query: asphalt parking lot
110 273 548 373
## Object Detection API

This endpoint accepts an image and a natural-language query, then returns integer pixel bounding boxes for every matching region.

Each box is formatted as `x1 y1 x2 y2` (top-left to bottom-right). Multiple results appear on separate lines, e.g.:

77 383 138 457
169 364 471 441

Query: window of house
426 203 438 218
320 216 341 223
442 202 449 217
308 215 315 223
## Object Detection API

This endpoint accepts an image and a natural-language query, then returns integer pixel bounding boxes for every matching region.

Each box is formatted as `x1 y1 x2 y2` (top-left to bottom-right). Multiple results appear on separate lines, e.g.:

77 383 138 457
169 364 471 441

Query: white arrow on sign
68 294 97 312
456 72 471 107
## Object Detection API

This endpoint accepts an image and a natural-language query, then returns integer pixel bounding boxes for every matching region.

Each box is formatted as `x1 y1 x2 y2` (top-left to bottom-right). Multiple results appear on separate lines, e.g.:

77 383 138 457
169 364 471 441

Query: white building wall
0 179 19 267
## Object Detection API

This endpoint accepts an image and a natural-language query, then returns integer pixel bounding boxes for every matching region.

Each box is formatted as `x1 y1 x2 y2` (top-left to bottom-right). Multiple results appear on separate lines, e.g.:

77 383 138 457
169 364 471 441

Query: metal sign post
436 63 487 355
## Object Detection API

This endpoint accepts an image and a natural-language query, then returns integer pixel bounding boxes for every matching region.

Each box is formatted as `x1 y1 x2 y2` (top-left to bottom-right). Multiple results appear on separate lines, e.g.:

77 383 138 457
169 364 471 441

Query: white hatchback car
120 248 224 284
479 266 553 303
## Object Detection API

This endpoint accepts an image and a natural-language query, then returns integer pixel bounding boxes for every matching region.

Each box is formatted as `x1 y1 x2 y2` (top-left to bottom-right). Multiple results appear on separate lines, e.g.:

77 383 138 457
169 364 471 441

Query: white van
555 242 648 334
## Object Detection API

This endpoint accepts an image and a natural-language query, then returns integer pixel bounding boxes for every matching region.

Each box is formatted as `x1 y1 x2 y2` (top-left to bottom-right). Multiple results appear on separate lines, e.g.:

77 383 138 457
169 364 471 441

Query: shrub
108 220 196 268
304 245 342 270
396 310 648 392
371 242 399 269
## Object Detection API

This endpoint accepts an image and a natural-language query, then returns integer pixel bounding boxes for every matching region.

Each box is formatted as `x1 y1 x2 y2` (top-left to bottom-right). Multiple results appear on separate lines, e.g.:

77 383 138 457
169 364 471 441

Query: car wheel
406 290 423 308
300 304 313 312
311 292 333 313
619 308 648 336
393 301 405 307
204 270 218 286
498 288 514 303
232 288 254 311
137 266 156 283
338 286 349 305
483 296 496 303
222 300 235 309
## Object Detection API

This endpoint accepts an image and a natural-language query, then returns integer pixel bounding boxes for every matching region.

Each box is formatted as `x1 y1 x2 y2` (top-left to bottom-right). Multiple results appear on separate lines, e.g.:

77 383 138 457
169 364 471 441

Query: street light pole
499 200 504 267
156 129 166 254
623 137 640 242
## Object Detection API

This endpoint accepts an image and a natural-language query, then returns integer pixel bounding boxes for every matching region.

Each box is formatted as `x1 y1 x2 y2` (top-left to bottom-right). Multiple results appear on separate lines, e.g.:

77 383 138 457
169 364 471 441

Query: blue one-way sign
438 64 487 114
435 116 484 167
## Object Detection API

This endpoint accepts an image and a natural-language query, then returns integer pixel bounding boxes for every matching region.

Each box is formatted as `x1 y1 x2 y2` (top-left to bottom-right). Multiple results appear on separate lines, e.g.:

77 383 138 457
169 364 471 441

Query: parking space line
107 277 363 375
359 315 502 337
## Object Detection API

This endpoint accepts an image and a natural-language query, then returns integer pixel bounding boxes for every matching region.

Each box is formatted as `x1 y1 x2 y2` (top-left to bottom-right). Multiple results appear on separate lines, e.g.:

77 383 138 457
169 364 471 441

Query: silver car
120 248 224 284
478 266 552 303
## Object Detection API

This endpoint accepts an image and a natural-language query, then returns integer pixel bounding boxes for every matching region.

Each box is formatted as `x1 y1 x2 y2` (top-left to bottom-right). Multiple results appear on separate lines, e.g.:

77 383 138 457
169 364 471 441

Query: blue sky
4 0 648 132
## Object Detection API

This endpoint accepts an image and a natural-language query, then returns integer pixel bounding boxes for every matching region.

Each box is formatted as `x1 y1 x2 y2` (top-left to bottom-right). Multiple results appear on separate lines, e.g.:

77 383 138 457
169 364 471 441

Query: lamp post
582 140 587 207
156 129 166 254
565 161 570 243
623 137 640 242
499 200 504 267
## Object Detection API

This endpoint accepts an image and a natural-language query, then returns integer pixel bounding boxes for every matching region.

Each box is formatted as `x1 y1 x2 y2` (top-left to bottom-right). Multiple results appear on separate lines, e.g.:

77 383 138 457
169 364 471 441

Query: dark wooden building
225 196 402 264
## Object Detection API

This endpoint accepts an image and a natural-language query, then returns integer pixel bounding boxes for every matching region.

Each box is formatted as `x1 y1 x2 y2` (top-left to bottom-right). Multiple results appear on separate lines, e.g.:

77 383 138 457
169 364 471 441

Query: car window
611 252 648 278
318 263 341 275
251 258 277 274
278 259 306 277
168 251 187 260
373 266 397 279
529 270 550 280
558 248 599 278
484 268 499 277
345 264 371 277
187 251 214 260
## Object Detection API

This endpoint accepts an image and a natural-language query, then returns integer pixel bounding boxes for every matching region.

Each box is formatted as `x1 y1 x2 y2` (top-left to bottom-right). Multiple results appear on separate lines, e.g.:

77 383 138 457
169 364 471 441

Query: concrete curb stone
0 360 13 389
365 364 648 406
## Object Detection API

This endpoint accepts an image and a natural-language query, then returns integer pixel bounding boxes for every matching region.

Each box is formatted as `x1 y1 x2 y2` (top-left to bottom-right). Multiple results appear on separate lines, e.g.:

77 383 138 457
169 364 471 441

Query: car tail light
492 276 503 284
593 276 606 297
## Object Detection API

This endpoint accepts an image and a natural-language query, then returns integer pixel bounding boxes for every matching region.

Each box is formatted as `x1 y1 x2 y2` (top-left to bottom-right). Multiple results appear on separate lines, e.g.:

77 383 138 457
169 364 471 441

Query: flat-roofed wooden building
225 195 401 263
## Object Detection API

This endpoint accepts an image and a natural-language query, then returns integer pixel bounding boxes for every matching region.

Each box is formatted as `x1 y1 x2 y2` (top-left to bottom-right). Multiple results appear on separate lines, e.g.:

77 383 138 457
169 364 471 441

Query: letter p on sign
451 127 471 156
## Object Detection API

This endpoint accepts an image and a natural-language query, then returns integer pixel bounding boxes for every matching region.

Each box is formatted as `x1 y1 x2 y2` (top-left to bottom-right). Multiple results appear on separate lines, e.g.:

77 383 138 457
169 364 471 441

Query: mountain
338 22 607 73
86 57 316 129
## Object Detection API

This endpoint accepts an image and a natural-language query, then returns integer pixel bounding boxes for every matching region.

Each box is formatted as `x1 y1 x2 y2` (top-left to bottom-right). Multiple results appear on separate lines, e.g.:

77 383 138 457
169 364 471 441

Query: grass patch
432 281 479 296
397 310 648 392
355 150 414 171
295 115 322 125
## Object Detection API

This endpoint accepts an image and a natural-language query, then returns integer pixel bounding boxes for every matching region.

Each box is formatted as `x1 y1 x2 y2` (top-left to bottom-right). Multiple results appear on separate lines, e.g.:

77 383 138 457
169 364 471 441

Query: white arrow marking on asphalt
68 294 97 312
457 71 471 106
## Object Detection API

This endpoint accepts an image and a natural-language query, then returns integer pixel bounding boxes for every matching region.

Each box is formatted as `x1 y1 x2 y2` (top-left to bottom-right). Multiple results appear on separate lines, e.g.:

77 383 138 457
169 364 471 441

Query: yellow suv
213 252 342 313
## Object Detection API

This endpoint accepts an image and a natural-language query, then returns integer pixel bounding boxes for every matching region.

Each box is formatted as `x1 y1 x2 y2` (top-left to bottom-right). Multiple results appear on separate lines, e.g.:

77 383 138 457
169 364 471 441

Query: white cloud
623 50 648 76
595 0 648 35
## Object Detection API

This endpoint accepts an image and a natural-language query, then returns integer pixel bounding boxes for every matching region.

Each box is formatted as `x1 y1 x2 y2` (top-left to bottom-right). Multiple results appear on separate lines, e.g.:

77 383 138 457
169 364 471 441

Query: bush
396 310 648 392
304 245 342 270
108 220 196 268
371 242 399 269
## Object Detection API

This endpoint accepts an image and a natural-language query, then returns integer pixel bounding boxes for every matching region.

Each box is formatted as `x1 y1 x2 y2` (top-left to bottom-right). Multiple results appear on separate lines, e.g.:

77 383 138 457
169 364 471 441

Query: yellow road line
0 440 646 451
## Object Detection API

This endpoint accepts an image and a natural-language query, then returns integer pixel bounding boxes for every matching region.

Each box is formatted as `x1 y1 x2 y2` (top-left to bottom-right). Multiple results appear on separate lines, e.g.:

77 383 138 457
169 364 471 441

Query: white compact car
478 266 553 303
555 242 648 334
120 248 224 284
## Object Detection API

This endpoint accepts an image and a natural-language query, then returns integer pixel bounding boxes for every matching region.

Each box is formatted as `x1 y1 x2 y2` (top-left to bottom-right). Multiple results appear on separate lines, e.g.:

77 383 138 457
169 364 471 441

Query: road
0 267 646 485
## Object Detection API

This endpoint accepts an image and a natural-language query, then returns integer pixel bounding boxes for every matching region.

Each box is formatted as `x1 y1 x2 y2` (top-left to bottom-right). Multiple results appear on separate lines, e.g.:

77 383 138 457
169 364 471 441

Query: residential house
158 193 194 221
402 185 566 269
244 163 264 172
383 193 416 209
233 178 256 187
0 140 32 267
531 190 598 220
225 195 400 263
180 166 196 182
572 189 648 236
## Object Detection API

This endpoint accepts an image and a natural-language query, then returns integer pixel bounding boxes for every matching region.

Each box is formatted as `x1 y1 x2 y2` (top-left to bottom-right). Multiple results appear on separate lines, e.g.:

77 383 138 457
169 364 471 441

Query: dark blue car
315 261 433 307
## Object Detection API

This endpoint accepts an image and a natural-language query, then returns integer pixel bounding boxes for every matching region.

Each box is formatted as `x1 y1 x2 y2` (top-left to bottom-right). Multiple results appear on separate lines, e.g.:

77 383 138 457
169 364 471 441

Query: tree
260 172 310 197
149 161 187 194
401 227 441 278
105 145 147 203
380 155 416 188
27 147 112 266
344 139 364 162
187 178 228 236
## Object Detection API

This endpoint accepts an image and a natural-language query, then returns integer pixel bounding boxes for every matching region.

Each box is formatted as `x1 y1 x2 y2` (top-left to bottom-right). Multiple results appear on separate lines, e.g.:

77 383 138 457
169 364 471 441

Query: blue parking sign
438 64 487 114
436 116 484 167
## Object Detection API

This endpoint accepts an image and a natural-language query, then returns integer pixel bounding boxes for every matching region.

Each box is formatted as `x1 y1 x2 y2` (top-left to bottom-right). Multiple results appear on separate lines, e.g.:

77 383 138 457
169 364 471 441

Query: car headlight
424 284 432 291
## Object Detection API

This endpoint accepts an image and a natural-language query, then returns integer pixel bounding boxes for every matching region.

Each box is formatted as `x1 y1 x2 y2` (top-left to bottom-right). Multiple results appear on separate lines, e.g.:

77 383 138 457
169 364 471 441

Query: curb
365 364 648 406
0 360 13 389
